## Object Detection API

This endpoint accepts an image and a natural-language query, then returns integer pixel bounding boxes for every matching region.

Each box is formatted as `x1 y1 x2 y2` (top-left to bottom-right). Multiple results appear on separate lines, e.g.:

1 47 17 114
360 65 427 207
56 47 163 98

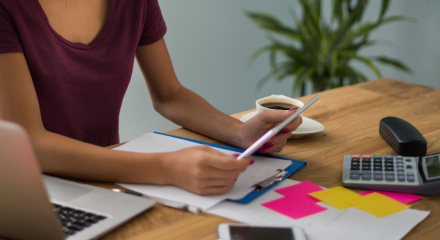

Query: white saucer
240 111 324 138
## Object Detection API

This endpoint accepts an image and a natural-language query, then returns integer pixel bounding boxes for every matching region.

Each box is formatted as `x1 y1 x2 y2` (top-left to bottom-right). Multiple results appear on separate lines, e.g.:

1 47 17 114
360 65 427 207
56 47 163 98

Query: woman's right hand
162 145 253 195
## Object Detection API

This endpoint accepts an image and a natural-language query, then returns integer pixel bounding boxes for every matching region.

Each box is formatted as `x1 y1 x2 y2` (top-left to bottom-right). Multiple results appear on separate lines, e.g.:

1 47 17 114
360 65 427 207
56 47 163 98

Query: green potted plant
246 0 413 97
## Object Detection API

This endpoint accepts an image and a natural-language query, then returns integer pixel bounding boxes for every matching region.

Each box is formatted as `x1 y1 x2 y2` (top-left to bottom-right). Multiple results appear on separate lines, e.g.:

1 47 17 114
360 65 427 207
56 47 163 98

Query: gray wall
119 0 440 142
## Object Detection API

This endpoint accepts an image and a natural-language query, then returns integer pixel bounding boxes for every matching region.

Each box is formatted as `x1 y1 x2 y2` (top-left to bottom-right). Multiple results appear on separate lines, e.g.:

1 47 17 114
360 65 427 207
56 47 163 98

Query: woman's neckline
32 0 117 50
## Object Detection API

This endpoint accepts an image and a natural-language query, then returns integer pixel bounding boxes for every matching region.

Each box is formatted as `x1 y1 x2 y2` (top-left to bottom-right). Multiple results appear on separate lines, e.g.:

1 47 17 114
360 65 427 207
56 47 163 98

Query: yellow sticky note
345 192 410 218
309 186 361 210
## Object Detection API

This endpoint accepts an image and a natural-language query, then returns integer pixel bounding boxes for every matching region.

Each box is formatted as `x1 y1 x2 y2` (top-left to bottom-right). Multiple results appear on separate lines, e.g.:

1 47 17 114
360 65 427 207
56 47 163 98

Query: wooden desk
88 78 440 240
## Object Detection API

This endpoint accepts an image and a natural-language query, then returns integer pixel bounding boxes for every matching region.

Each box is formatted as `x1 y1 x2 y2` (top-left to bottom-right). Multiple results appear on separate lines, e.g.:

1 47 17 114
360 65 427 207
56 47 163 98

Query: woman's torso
0 0 166 146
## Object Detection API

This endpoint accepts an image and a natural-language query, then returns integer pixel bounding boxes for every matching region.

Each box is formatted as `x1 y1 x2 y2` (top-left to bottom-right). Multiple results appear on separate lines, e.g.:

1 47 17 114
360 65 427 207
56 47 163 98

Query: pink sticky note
359 190 422 204
262 195 327 219
276 180 323 196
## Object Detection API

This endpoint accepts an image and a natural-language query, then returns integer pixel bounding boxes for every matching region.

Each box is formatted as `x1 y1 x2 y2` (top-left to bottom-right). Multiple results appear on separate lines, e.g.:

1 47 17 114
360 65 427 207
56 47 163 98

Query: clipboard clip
255 169 288 191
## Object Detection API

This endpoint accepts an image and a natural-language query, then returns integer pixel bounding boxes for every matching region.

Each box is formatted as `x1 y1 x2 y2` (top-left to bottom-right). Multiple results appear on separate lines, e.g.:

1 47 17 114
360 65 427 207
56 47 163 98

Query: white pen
237 95 319 160
112 189 203 214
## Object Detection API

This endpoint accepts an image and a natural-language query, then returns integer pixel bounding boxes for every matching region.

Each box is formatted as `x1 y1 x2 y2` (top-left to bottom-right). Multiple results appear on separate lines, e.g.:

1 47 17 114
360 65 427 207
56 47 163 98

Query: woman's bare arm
0 52 250 195
136 38 302 152
0 53 170 184
136 38 244 147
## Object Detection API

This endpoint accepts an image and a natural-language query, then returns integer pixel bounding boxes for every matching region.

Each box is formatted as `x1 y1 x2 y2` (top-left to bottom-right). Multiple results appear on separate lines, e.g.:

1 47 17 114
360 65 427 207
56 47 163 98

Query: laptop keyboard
53 204 107 237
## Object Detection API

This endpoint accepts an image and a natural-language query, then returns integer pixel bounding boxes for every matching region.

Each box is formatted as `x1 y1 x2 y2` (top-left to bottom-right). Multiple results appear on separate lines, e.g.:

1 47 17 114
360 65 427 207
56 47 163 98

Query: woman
0 0 302 195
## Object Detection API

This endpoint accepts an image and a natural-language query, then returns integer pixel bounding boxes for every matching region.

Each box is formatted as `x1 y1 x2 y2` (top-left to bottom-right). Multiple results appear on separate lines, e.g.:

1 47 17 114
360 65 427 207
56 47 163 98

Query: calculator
342 153 440 195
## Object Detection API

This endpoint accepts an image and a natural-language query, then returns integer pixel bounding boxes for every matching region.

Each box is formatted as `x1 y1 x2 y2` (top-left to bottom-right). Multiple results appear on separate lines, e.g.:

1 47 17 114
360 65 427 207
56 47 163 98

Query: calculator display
425 155 440 179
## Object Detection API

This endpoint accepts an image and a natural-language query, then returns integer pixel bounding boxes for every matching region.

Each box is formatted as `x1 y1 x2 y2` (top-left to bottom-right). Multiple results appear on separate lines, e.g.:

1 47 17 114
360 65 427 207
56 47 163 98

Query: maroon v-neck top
0 0 166 146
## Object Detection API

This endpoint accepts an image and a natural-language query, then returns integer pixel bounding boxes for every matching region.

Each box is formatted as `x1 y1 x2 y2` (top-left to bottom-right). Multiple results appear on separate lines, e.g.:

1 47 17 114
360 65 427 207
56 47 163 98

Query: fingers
189 147 251 195
255 110 288 124
202 147 251 172
256 107 301 124
259 141 275 153
282 111 303 131
185 174 236 195
258 111 302 153
189 177 237 195
256 109 302 135
190 145 252 178
204 166 244 179
258 136 287 153
168 146 255 196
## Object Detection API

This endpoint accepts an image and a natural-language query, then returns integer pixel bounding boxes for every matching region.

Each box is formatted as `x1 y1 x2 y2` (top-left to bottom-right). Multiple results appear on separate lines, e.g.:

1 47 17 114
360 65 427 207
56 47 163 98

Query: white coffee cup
256 95 304 115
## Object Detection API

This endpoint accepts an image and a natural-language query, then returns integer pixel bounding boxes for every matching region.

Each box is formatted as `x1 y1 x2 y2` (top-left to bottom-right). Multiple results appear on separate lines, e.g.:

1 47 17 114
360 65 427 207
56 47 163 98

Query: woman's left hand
238 108 302 153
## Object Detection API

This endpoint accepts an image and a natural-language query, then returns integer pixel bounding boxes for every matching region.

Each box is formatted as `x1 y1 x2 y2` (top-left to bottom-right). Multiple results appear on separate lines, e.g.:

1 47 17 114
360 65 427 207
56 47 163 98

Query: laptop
0 120 156 240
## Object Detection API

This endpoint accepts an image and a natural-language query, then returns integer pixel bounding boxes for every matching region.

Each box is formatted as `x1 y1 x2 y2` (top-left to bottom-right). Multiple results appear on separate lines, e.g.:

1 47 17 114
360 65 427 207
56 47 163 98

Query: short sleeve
0 2 23 54
138 0 167 46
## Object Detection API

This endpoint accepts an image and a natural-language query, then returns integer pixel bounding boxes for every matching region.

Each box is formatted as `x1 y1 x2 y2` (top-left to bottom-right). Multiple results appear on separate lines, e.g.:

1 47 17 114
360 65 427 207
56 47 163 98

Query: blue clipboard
154 132 307 203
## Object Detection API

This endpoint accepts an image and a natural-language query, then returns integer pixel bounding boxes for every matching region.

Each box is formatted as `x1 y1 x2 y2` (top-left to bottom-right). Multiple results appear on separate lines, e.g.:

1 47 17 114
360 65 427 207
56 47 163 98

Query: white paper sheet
115 132 291 210
207 179 430 240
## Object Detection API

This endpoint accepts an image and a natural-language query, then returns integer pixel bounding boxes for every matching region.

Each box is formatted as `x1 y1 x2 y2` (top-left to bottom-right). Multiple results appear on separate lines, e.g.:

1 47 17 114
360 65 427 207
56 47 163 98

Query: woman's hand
162 145 253 195
238 109 302 153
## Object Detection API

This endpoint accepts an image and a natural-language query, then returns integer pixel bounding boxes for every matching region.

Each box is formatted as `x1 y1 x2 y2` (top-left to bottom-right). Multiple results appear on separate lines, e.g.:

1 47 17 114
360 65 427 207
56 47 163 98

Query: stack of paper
207 179 430 240
308 186 413 217
344 192 410 218
262 182 421 219
262 181 327 219
115 132 292 210
309 186 361 210
358 190 422 204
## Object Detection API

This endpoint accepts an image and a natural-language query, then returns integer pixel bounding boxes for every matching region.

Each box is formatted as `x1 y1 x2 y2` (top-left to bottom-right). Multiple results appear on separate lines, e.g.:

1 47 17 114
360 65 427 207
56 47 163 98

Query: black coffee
261 102 298 110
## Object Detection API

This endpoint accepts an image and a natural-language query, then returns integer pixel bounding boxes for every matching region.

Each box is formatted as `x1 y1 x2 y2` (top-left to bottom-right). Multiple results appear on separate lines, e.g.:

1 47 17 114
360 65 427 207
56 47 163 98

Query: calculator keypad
344 154 418 185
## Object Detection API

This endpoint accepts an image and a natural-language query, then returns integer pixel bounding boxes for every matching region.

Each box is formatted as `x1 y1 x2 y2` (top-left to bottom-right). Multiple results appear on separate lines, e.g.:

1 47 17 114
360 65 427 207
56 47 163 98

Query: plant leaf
266 35 314 65
288 8 319 56
337 50 382 78
314 0 322 18
299 0 320 37
331 0 344 25
245 11 301 40
344 66 362 84
353 56 382 78
330 52 338 86
335 22 377 49
345 38 379 51
374 56 413 74
269 49 277 70
247 44 272 65
379 0 390 20
255 67 282 91
355 0 368 23
381 15 417 24
333 15 413 51
330 10 360 50
246 0 413 97
292 66 314 97
354 69 369 82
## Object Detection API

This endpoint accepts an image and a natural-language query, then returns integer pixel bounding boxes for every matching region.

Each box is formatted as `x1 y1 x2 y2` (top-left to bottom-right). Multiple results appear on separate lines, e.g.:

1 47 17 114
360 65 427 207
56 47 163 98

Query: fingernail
249 159 255 165
231 153 240 157
259 148 267 153
281 128 291 134
289 107 299 112
266 142 274 149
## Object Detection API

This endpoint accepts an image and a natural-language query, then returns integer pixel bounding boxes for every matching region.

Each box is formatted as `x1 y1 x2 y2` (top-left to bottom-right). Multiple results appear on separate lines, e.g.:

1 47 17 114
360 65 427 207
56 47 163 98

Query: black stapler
379 117 427 156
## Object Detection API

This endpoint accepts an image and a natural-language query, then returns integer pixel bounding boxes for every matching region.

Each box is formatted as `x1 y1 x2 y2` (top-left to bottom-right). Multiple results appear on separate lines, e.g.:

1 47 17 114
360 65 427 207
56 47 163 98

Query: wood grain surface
5 78 439 240
95 78 440 240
